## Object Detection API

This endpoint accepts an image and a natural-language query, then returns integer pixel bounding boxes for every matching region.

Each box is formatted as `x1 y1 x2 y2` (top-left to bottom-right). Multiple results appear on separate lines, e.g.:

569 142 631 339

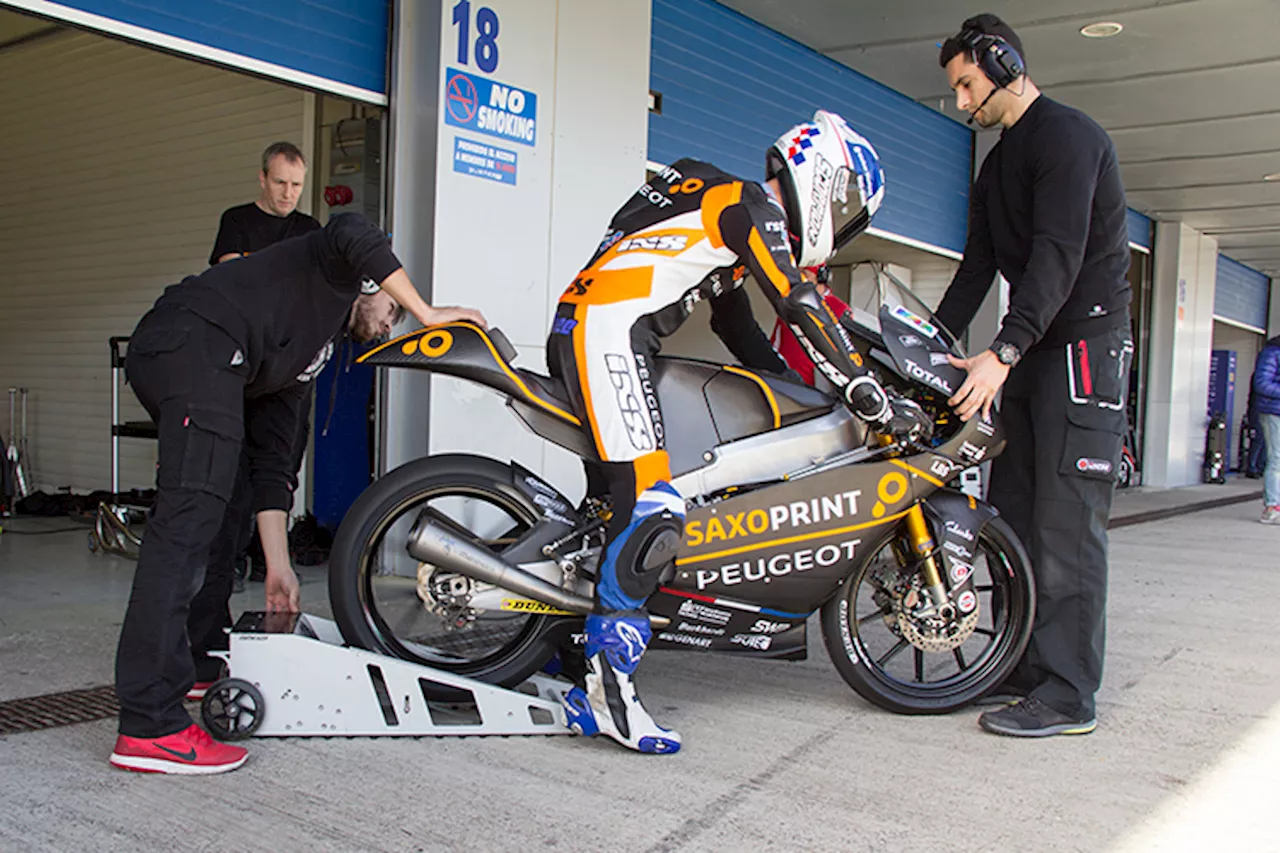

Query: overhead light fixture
1080 21 1124 38
1264 172 1280 181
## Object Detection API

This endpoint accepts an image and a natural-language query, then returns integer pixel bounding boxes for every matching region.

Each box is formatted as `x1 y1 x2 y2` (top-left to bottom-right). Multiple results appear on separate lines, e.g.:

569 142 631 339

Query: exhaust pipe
406 514 595 615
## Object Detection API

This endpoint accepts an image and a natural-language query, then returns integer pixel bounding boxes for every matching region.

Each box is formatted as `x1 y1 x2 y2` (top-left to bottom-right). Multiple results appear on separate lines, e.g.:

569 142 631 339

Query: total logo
696 538 860 590
901 357 954 395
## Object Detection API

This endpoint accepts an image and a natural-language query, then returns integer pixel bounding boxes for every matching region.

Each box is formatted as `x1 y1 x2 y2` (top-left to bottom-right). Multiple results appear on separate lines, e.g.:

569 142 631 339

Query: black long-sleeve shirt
935 96 1132 353
155 213 401 512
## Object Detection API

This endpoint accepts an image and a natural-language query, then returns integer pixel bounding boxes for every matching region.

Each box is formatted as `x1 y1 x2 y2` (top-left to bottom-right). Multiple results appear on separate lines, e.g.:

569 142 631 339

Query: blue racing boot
562 613 681 754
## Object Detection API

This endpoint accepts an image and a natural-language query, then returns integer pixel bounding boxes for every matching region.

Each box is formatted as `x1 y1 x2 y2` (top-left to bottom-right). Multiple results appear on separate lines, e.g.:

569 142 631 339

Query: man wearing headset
935 14 1133 738
550 110 929 754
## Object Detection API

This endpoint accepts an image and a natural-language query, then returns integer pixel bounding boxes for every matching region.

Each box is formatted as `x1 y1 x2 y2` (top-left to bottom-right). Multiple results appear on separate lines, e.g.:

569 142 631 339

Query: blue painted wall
1126 208 1152 252
649 0 972 255
1215 254 1271 331
311 341 377 531
52 0 389 96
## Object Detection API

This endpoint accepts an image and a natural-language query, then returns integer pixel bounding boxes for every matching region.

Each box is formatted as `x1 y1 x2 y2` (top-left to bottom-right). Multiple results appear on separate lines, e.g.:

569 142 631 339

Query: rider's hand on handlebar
844 377 929 443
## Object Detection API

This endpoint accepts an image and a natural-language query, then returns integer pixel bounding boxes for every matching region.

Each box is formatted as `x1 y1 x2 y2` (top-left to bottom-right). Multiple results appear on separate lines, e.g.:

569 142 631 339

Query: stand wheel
87 531 100 553
201 678 265 741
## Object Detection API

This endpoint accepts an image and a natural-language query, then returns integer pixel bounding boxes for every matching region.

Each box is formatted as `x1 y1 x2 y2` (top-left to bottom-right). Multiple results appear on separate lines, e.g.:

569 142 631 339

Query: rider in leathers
549 110 925 753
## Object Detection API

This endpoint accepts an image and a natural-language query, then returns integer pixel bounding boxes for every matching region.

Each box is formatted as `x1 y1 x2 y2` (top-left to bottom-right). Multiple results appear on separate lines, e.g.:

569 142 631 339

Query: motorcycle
328 275 1035 714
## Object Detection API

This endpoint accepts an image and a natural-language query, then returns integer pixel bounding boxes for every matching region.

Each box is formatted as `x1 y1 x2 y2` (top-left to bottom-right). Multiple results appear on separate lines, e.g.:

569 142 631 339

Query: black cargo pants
989 322 1132 720
115 306 248 738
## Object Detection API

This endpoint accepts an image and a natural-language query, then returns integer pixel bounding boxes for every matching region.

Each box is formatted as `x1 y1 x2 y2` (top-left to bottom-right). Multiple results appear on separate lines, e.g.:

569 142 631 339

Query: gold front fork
904 503 950 610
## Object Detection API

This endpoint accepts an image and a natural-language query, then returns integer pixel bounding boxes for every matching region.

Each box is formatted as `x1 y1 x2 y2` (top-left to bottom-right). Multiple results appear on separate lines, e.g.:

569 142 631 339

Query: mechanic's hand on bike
425 305 489 329
265 564 300 613
946 350 1009 422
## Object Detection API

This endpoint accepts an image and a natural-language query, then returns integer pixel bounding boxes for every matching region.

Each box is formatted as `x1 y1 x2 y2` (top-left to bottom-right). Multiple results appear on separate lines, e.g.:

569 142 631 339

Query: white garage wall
0 29 308 493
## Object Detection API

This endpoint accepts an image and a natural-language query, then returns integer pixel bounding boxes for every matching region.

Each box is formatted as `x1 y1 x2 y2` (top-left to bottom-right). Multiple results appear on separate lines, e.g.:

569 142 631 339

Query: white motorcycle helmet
766 110 886 268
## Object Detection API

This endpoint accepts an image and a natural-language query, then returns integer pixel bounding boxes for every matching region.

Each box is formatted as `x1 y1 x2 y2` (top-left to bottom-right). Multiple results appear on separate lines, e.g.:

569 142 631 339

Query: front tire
328 454 567 695
821 515 1035 714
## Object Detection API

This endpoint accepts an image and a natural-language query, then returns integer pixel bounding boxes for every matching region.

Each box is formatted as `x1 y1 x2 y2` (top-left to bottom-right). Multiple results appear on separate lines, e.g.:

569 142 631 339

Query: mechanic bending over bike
110 213 486 775
548 109 930 754
935 14 1132 738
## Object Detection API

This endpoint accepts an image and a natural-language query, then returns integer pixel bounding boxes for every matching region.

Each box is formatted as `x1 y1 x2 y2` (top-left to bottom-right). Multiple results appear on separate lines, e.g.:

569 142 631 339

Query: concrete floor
1 489 1278 852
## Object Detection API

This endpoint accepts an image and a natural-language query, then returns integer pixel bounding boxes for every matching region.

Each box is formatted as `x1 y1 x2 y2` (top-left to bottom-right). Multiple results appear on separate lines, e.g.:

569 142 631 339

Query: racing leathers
548 159 894 754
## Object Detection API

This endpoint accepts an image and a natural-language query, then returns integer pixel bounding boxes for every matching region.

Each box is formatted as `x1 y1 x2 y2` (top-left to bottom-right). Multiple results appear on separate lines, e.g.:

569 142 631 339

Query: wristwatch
991 341 1022 367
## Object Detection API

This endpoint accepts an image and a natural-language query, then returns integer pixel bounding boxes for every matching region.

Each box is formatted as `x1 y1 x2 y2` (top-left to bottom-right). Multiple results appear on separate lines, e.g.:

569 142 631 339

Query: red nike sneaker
109 724 247 775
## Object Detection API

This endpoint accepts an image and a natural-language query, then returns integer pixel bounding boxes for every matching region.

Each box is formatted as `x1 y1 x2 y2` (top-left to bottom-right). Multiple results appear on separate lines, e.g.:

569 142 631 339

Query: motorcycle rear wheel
328 454 568 698
820 515 1035 714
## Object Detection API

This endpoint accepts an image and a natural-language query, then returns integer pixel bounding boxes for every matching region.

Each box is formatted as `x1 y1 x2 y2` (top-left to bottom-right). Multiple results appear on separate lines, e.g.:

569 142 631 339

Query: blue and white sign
452 136 518 185
444 67 537 146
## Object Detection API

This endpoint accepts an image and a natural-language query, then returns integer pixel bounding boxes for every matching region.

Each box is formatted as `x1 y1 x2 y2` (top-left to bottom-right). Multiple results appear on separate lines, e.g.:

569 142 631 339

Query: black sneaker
978 696 1097 737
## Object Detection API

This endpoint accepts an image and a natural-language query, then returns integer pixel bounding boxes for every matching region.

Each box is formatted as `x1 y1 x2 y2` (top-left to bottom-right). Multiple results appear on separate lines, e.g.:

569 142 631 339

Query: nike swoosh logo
156 744 197 761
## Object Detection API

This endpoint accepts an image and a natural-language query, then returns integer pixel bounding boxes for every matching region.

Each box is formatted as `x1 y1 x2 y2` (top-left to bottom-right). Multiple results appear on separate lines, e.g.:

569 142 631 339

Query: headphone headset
957 28 1025 90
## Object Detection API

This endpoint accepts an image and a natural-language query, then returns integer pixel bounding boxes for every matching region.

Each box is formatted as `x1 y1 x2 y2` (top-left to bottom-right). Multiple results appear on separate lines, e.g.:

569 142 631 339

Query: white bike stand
207 612 573 738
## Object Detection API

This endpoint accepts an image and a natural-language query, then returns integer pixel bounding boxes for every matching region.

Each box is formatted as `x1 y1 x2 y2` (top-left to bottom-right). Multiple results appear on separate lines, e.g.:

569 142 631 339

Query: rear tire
329 454 567 697
821 515 1035 714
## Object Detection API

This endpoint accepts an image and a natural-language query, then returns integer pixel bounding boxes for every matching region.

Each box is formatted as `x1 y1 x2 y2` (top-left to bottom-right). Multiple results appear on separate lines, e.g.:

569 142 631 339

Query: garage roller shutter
649 0 973 256
0 30 307 494
1214 254 1270 333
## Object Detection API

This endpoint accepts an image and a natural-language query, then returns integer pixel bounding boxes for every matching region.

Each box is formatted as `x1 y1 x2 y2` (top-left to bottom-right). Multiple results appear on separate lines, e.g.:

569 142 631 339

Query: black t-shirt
936 96 1132 352
208 203 321 266
163 213 401 399
150 214 401 514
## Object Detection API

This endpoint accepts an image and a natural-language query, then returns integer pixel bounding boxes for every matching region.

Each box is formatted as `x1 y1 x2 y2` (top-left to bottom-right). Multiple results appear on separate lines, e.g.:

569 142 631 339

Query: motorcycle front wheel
328 454 568 697
820 514 1035 714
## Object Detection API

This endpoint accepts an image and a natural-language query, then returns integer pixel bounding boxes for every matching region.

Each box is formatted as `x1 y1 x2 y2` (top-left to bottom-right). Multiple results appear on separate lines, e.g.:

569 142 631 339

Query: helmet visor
831 170 871 253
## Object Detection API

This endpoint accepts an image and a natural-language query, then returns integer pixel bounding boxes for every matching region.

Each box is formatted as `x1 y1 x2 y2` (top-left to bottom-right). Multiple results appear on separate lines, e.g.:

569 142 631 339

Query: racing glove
845 378 933 443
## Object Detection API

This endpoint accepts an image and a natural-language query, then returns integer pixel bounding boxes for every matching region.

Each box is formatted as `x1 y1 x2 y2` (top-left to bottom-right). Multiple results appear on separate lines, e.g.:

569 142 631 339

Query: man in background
1251 335 1280 523
187 142 321 697
210 141 320 264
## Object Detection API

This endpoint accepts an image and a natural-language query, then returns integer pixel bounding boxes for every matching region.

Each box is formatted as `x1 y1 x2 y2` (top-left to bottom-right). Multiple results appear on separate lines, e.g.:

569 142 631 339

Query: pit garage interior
0 5 386 524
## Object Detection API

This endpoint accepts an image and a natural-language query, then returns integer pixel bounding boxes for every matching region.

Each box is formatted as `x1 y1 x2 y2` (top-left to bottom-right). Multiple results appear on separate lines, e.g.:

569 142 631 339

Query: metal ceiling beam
1124 180 1280 193
917 56 1280 106
1151 203 1280 215
1122 149 1280 167
1109 109 1280 133
818 0 1199 53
